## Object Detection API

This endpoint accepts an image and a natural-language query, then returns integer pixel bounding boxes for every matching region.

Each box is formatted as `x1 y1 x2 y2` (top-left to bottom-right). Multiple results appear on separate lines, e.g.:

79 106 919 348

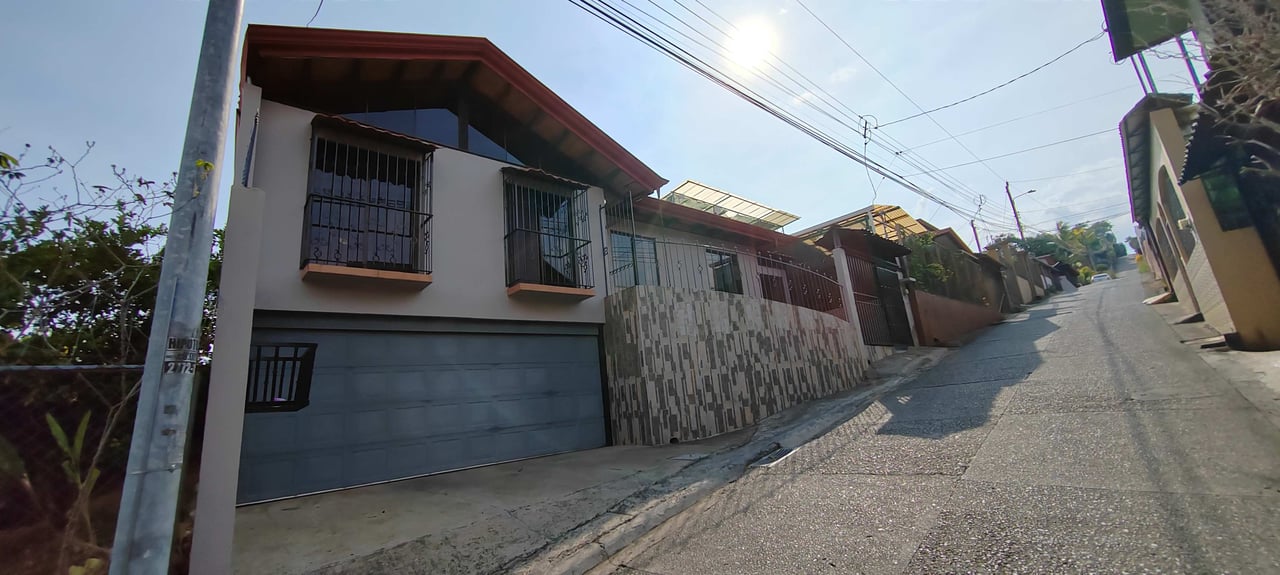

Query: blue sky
2 0 1200 246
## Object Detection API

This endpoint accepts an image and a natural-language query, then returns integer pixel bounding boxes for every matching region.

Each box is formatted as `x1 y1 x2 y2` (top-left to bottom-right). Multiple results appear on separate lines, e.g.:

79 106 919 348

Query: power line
1021 197 1128 213
666 0 1003 217
1027 203 1131 226
1009 163 1123 183
901 86 1133 152
306 0 324 27
790 0 1012 186
879 30 1110 128
569 0 1020 230
903 129 1114 176
591 0 1014 227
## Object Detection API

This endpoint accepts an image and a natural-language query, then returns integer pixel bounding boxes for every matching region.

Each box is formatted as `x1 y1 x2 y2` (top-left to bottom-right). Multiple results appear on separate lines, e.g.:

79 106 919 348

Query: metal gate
847 253 913 347
874 262 915 346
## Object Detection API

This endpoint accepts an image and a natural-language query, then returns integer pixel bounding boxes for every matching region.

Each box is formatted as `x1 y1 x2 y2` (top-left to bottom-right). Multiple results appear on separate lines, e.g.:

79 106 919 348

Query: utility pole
970 220 982 251
1005 181 1027 242
110 0 244 573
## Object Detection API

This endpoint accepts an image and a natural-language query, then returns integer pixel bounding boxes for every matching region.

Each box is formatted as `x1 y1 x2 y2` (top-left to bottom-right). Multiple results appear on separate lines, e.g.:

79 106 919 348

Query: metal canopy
792 204 927 244
661 180 800 231
1100 0 1192 62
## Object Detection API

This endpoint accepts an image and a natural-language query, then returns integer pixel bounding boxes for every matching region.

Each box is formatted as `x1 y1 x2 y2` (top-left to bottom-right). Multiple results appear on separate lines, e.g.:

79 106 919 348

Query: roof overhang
927 227 975 254
814 227 912 259
312 114 438 153
1182 67 1280 184
1119 93 1194 224
242 24 666 194
792 205 924 243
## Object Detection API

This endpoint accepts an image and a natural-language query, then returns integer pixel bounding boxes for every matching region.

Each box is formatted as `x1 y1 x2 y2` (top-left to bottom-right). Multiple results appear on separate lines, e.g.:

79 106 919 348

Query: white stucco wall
246 99 609 324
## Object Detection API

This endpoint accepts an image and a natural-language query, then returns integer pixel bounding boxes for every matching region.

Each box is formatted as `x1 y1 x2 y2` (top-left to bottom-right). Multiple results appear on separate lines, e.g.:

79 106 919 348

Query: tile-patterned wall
603 286 869 445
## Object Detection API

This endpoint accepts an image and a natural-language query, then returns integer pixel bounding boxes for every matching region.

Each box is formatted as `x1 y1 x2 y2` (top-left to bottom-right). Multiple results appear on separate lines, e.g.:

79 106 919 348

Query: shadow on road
873 304 1063 438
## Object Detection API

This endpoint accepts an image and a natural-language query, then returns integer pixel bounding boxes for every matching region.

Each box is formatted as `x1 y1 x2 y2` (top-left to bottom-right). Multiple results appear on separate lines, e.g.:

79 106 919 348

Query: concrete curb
505 348 948 575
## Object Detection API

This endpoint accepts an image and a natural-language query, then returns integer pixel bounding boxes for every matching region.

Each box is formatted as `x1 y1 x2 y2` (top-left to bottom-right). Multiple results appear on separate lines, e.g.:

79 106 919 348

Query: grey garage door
237 327 606 503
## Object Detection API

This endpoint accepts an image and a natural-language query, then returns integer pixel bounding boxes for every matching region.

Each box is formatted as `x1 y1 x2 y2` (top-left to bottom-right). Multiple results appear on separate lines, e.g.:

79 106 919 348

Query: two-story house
193 25 900 573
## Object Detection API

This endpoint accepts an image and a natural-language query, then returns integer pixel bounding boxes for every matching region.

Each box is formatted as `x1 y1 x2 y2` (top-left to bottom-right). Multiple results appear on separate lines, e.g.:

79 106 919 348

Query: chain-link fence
0 366 207 575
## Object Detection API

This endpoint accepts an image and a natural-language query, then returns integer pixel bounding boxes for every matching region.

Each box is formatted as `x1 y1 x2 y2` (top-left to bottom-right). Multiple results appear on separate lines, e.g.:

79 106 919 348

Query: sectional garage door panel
238 328 605 504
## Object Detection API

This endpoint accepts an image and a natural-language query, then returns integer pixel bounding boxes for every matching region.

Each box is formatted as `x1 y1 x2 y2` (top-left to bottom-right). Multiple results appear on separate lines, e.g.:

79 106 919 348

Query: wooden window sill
301 263 432 290
506 282 595 300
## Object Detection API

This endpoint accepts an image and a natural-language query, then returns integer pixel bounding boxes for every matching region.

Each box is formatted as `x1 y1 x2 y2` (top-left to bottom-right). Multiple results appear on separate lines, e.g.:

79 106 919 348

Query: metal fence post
109 0 244 572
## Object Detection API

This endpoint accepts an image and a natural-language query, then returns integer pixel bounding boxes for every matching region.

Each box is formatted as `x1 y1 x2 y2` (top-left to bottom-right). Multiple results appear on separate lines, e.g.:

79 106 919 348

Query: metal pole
1130 57 1150 94
970 219 981 251
1005 182 1026 242
110 0 244 572
1137 52 1159 93
1175 35 1204 95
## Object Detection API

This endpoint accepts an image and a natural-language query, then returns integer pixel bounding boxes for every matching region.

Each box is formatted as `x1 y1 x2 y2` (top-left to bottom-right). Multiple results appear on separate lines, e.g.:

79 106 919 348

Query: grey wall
248 99 609 324
603 286 867 445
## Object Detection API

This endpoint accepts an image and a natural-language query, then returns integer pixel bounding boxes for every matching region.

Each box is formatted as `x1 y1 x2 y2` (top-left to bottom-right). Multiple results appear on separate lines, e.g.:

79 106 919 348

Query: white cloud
777 7 789 16
790 91 817 106
827 65 857 85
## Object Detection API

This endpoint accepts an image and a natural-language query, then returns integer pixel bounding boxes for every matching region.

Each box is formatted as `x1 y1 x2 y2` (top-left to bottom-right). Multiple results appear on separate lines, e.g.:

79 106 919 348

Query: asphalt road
601 259 1280 574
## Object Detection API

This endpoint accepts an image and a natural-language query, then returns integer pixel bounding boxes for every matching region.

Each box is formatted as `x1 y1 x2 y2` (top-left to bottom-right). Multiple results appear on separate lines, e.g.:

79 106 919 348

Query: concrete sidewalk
233 435 744 574
232 348 945 575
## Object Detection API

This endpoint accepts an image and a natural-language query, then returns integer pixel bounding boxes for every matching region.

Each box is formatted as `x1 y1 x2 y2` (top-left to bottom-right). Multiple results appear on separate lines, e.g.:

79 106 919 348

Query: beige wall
1150 108 1280 348
1150 213 1199 311
247 99 610 324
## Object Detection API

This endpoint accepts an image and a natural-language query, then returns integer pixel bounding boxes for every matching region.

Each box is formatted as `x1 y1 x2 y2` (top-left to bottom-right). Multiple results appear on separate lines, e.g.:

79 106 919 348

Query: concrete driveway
232 436 740 574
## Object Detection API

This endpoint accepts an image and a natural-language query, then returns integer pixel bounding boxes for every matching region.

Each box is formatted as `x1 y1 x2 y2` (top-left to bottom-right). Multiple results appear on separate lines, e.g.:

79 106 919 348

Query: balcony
504 228 594 299
605 234 845 319
301 194 433 289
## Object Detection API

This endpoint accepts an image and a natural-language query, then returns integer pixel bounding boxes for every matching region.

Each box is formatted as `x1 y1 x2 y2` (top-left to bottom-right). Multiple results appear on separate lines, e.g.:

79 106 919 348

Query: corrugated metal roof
791 205 926 244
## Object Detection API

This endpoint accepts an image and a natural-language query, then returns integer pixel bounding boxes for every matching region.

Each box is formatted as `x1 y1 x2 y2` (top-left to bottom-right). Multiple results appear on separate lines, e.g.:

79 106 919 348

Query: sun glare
725 18 777 71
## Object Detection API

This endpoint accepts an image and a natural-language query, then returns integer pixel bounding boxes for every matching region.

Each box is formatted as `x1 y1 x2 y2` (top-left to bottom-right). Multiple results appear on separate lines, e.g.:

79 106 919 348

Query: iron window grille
245 343 318 413
302 134 433 274
503 170 593 288
608 231 659 288
705 249 743 295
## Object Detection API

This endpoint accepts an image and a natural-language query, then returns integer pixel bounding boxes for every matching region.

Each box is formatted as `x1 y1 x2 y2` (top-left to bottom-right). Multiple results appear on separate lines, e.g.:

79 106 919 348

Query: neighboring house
1120 93 1280 349
599 185 900 445
192 25 903 573
917 220 976 254
792 204 930 243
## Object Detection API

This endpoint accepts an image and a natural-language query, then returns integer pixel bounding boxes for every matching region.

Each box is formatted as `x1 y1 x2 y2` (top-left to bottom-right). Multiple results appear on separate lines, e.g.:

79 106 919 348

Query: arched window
1158 167 1197 256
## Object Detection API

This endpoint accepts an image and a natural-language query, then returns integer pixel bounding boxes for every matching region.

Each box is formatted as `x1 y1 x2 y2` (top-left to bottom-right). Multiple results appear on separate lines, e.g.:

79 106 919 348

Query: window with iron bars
705 249 743 295
609 231 659 288
503 170 593 288
302 133 433 274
